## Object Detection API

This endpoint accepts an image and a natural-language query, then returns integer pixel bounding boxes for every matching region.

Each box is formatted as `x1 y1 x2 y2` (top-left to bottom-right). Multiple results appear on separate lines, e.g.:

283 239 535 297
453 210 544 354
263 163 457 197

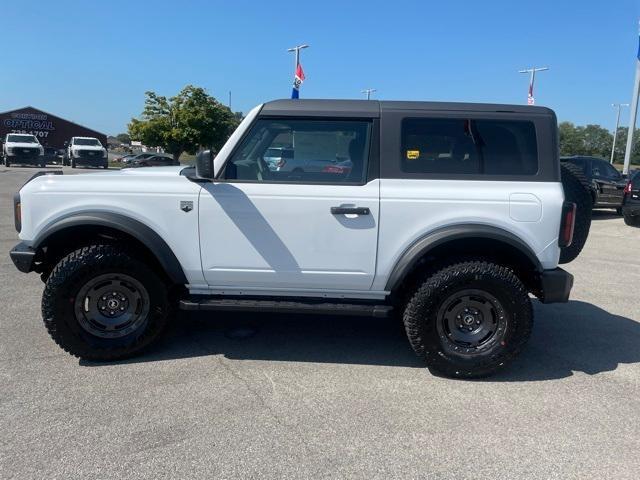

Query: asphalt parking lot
1 165 639 479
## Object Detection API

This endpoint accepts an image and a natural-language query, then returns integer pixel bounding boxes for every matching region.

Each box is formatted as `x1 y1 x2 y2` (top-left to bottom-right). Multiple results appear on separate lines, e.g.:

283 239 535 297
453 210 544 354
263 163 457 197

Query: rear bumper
9 242 36 273
539 267 573 303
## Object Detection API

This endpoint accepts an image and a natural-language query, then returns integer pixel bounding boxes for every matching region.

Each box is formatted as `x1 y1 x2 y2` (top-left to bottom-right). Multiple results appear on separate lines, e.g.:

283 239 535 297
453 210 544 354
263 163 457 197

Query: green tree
612 127 640 165
115 133 131 144
559 122 582 156
128 85 239 161
558 122 613 158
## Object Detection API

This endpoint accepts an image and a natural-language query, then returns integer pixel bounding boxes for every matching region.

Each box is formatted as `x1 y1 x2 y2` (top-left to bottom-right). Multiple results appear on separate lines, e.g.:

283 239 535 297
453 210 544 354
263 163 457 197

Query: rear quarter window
401 118 538 176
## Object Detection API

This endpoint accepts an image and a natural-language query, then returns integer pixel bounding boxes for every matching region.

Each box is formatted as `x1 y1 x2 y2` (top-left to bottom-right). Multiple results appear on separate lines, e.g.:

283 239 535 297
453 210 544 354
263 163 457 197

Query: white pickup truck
65 136 108 169
9 99 592 378
2 133 45 167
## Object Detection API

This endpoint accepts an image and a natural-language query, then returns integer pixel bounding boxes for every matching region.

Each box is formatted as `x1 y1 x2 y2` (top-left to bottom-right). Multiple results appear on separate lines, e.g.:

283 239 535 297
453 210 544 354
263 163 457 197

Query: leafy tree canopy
128 85 239 160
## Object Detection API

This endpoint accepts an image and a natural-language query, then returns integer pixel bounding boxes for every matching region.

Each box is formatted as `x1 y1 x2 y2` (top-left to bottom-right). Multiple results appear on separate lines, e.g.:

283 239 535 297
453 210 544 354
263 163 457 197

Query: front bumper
6 155 43 164
73 154 107 166
539 267 573 303
10 242 36 273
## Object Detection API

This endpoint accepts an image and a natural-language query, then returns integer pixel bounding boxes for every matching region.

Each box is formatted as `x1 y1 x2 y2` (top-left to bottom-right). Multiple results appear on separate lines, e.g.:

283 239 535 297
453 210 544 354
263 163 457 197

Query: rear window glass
401 118 538 176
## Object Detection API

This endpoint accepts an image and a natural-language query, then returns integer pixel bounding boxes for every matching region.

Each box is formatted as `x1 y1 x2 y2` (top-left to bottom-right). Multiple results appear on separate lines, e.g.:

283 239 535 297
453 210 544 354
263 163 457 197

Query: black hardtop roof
261 99 555 118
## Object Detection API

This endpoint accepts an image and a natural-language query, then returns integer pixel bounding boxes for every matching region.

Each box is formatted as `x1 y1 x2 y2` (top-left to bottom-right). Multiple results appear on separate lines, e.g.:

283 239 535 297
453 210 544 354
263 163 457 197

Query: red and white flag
291 63 306 99
527 83 535 105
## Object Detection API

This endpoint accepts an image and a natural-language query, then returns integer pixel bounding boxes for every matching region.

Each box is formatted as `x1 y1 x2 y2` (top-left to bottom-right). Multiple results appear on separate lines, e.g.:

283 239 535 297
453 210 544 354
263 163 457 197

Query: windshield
74 138 101 146
7 134 38 143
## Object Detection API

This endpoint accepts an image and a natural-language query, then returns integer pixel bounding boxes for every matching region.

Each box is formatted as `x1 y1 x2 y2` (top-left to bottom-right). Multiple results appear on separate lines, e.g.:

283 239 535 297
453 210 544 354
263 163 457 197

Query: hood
72 145 104 151
6 142 42 149
83 165 186 177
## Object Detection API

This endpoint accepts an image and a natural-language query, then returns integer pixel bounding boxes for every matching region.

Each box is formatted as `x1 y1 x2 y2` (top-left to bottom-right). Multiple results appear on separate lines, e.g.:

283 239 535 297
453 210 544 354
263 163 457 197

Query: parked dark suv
561 156 626 213
622 171 640 227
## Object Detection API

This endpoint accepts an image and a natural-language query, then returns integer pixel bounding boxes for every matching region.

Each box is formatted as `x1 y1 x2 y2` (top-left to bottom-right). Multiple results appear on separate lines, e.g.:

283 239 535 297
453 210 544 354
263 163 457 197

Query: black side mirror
195 149 214 179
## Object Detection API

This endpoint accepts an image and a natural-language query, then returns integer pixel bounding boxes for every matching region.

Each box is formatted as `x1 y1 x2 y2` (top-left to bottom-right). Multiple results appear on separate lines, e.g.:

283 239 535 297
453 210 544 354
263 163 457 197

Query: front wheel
42 244 173 360
71 159 76 168
4 157 9 167
402 261 533 378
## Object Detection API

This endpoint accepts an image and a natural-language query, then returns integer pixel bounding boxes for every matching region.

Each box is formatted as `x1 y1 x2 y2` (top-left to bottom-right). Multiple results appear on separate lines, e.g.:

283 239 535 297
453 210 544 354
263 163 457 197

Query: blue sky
1 0 638 135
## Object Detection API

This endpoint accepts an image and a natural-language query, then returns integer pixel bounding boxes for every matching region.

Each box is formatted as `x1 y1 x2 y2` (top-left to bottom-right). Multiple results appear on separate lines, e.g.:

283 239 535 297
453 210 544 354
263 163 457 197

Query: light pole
287 44 309 69
610 103 629 164
518 67 549 105
361 88 377 100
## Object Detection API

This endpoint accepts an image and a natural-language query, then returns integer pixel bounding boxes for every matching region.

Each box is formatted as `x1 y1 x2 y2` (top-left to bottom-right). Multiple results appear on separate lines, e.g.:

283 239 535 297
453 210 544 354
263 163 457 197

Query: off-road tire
42 244 172 361
559 162 593 264
403 261 533 378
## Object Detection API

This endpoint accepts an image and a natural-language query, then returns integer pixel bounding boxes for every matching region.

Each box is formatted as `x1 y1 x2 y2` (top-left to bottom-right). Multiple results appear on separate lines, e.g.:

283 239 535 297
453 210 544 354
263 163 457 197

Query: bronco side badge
180 201 193 212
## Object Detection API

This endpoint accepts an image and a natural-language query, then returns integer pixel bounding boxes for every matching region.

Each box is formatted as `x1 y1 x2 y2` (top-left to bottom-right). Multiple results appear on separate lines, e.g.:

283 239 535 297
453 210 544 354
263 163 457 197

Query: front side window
224 119 371 184
401 118 538 176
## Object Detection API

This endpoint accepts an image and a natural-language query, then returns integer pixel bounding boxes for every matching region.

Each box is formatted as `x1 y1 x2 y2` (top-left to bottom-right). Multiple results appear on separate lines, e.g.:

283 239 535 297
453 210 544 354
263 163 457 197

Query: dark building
0 106 107 150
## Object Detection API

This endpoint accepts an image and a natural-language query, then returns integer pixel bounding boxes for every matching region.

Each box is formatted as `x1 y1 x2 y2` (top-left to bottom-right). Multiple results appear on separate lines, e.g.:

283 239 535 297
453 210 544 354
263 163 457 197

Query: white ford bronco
10 100 592 378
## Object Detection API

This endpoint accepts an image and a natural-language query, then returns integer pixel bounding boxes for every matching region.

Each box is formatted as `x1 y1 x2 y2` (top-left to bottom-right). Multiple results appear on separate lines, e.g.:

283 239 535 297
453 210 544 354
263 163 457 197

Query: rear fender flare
384 224 542 291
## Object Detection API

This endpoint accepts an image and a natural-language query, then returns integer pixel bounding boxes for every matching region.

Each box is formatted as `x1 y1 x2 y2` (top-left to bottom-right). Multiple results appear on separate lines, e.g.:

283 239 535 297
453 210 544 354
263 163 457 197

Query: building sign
0 106 107 150
3 111 56 139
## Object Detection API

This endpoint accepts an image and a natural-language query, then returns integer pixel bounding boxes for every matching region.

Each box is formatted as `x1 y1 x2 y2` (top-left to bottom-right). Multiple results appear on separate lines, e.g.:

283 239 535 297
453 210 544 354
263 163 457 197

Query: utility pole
287 44 309 69
610 103 629 164
623 24 640 175
518 66 549 105
361 88 377 100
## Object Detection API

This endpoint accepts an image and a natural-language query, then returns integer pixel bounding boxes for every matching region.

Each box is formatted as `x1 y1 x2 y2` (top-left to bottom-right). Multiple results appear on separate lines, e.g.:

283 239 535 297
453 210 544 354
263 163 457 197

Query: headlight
6 147 14 155
103 150 108 158
39 147 44 156
72 150 80 158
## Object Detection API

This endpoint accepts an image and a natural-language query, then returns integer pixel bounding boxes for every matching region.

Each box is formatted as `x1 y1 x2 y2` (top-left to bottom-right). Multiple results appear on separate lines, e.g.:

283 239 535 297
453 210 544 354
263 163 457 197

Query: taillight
276 159 286 168
559 202 576 248
624 181 632 195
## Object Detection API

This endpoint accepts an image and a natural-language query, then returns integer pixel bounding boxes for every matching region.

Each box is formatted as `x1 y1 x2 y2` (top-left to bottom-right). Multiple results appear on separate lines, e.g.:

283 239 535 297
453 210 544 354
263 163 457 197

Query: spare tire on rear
559 162 593 264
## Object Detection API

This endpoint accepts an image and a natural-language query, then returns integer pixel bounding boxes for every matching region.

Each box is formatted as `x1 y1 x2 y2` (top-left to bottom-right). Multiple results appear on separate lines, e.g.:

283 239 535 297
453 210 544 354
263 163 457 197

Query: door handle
330 206 370 215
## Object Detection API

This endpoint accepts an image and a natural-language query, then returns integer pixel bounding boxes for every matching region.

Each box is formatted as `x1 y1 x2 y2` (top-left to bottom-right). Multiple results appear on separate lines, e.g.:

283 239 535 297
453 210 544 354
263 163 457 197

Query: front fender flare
384 224 542 292
32 211 188 285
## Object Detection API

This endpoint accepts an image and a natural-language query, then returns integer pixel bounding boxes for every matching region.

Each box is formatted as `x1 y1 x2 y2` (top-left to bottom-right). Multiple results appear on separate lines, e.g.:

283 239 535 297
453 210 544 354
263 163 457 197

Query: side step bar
179 297 394 318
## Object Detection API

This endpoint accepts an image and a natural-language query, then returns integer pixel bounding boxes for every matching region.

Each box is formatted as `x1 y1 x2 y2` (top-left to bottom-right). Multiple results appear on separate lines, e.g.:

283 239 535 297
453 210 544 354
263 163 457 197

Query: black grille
14 147 39 157
78 150 101 158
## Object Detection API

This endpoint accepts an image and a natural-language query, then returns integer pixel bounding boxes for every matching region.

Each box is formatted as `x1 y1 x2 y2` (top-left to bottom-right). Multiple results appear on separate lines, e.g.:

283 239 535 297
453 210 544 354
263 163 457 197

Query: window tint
225 119 371 184
401 118 538 176
592 160 620 180
565 157 588 174
632 172 640 189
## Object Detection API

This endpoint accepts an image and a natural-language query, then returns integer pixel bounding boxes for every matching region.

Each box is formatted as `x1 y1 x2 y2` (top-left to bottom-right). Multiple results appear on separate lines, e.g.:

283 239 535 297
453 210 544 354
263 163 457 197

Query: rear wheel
402 261 533 378
559 162 593 264
42 244 173 361
624 211 640 227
